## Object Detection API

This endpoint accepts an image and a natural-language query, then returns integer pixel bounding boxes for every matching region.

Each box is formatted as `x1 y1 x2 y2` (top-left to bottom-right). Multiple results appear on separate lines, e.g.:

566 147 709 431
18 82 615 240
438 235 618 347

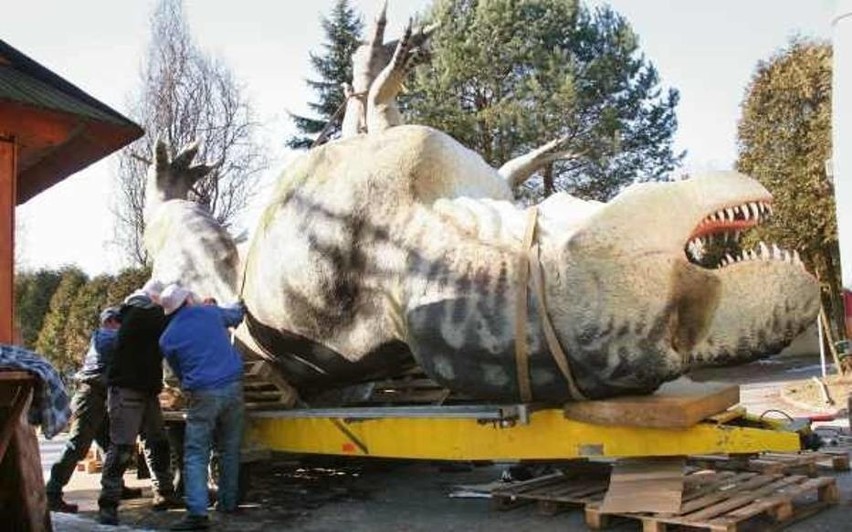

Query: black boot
152 490 184 511
47 494 78 514
97 505 119 525
121 485 144 499
170 514 210 530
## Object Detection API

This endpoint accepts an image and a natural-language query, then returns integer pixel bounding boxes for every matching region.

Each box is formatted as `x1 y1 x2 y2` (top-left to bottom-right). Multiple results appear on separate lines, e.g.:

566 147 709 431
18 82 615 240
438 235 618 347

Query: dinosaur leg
367 21 429 133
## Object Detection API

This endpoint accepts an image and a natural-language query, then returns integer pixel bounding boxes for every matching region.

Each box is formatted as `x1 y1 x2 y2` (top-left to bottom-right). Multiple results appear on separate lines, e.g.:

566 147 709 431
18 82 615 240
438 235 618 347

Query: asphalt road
46 355 852 531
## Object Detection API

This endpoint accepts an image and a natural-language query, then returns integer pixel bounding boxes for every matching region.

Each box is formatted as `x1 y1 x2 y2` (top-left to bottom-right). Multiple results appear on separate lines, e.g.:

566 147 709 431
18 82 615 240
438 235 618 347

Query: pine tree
287 0 364 149
404 0 682 202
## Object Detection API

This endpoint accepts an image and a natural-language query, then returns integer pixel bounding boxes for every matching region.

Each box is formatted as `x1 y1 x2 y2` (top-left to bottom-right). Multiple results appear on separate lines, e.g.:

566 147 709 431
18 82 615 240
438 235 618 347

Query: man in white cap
97 280 181 525
158 284 246 531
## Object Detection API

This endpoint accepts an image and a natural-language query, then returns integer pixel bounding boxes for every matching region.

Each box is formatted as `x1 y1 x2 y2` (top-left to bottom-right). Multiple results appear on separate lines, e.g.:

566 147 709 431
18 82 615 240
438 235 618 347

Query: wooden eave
0 99 143 204
0 39 143 204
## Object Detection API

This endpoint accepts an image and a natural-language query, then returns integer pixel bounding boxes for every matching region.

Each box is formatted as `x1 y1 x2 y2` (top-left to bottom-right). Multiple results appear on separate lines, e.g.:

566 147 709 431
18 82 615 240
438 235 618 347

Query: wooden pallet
584 471 838 532
689 450 850 476
75 447 102 473
342 367 471 405
243 359 298 409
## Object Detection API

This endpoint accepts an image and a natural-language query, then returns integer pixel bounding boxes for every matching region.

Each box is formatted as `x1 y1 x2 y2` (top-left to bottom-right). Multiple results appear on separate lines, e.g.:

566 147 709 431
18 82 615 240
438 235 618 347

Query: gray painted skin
240 124 820 403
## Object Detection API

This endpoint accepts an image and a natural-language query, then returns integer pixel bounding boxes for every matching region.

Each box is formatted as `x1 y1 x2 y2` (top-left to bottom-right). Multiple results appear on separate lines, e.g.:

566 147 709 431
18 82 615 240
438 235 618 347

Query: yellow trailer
244 403 806 461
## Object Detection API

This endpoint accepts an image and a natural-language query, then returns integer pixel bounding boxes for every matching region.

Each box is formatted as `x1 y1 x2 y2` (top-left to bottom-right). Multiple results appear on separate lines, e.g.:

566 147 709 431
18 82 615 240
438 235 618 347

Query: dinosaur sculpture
143 11 819 404
239 123 819 402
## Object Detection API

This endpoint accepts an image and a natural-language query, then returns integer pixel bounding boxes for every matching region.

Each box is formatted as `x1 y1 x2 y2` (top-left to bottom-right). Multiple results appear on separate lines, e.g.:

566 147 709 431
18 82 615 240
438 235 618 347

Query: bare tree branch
113 0 266 266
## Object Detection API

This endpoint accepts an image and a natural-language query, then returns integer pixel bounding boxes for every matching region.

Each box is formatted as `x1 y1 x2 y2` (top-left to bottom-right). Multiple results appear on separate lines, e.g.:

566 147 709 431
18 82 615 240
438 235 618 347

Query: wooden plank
680 475 804 522
0 383 52 531
0 371 35 382
564 378 739 428
0 137 15 344
0 379 31 463
678 473 780 514
717 477 836 523
599 457 685 514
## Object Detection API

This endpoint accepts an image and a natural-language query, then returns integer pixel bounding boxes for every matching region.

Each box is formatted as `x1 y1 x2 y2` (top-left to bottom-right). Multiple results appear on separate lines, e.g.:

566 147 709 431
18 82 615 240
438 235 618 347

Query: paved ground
47 356 852 531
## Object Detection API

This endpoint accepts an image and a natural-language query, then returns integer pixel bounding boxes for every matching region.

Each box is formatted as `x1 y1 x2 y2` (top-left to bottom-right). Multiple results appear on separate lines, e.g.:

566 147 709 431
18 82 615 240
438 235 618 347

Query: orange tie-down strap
514 207 587 402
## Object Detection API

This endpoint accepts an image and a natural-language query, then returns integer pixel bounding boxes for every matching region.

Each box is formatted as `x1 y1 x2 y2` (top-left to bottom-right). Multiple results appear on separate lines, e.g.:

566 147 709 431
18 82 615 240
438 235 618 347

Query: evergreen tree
404 0 682 202
14 268 63 348
107 267 153 304
736 40 840 337
35 267 88 377
287 0 364 149
63 275 114 368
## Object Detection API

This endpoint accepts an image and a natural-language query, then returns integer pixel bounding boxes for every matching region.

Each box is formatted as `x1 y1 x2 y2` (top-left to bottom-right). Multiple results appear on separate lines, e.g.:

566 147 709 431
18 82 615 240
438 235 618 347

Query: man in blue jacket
45 307 143 512
159 284 245 531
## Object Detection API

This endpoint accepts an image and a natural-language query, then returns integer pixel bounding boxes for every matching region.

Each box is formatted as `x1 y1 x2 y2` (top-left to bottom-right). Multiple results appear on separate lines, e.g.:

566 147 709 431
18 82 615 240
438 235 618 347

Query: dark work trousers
98 387 174 509
45 381 110 497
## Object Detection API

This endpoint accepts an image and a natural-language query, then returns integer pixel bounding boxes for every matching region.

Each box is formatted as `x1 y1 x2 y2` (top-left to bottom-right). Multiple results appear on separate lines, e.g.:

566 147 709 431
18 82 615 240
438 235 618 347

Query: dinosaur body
240 125 820 402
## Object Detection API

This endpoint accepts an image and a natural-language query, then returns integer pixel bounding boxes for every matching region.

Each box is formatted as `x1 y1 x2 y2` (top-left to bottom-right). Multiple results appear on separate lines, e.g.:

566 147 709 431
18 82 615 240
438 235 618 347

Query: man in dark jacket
97 281 181 525
159 284 245 531
45 307 143 512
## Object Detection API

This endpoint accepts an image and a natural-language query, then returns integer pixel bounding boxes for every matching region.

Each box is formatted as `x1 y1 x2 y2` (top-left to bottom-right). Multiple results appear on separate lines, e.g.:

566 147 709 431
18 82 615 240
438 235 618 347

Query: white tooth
759 241 769 258
742 204 752 220
750 202 760 219
725 253 735 263
748 250 757 260
772 243 781 259
793 250 802 264
725 207 734 220
734 231 741 240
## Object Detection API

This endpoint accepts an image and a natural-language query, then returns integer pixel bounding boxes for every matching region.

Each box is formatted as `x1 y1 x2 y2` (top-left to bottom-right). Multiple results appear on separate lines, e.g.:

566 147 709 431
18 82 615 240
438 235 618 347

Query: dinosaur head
144 139 213 222
543 171 819 391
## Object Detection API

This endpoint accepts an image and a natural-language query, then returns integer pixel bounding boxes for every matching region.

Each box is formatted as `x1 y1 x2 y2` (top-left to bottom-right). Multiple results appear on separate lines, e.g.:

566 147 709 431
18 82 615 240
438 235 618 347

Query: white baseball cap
160 284 197 316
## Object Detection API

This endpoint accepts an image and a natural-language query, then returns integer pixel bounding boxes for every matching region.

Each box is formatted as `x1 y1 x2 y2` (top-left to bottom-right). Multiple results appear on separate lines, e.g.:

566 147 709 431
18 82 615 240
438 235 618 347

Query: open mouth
683 200 804 269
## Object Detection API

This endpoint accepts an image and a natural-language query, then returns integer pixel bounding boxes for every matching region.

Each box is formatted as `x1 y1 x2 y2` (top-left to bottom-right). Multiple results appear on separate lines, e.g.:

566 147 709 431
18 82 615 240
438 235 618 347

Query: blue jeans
184 381 244 516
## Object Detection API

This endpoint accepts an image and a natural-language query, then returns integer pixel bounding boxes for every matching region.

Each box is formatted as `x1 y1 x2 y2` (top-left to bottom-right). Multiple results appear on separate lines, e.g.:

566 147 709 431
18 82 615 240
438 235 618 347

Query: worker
97 280 182 526
44 307 143 513
158 284 246 531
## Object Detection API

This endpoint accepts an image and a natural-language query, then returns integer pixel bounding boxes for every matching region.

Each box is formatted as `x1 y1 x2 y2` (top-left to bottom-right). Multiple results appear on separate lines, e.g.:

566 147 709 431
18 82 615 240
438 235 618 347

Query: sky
2 0 838 275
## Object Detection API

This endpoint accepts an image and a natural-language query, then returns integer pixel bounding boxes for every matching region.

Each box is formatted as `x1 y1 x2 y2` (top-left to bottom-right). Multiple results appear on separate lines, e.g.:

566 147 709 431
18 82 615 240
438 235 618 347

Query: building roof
0 39 144 204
